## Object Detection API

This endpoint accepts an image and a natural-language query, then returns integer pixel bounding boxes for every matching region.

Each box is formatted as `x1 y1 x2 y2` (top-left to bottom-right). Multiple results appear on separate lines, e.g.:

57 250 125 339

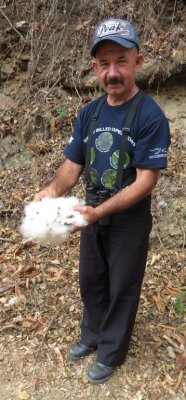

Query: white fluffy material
20 196 87 244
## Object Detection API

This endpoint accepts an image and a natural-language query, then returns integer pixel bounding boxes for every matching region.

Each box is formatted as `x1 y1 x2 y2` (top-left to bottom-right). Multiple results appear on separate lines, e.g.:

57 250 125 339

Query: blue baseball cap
91 19 139 57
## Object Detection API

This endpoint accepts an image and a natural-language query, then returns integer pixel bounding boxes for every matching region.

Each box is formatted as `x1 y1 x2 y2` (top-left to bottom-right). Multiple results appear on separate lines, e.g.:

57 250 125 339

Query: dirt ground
0 77 186 400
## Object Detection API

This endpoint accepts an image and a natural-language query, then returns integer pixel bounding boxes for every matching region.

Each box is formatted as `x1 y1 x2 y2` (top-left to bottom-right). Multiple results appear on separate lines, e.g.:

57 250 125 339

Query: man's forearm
95 168 159 219
34 159 84 201
47 159 84 196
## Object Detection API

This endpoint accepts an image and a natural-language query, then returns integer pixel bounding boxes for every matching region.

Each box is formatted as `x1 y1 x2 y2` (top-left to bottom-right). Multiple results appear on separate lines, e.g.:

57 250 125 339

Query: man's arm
34 158 84 201
75 168 160 225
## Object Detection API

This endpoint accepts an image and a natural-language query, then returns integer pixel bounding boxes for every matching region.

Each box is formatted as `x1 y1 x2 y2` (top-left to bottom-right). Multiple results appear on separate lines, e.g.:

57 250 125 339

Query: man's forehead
95 40 135 56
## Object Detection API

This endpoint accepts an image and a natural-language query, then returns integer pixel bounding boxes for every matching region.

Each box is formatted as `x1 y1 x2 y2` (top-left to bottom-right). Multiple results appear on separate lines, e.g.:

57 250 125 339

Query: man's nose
107 64 119 78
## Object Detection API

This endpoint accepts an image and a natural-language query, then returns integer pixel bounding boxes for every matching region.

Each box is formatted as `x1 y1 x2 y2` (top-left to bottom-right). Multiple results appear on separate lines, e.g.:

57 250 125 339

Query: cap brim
91 36 138 57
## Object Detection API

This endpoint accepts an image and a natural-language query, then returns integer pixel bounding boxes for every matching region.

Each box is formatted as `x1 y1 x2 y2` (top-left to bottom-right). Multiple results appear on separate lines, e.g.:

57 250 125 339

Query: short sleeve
133 111 170 169
64 113 85 165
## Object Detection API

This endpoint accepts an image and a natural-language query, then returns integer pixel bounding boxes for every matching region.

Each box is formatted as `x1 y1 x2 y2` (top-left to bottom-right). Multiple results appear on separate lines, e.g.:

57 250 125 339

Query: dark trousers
79 203 152 367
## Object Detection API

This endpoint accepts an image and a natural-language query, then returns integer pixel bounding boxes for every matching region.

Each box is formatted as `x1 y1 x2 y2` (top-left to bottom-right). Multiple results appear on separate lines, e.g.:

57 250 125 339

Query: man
34 19 170 384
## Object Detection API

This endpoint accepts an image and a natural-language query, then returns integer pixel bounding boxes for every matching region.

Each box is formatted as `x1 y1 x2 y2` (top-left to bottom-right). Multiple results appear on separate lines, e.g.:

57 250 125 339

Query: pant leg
97 210 152 367
79 223 110 347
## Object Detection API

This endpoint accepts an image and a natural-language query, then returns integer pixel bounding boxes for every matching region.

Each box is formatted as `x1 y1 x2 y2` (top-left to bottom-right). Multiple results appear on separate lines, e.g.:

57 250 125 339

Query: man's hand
73 205 99 226
33 186 58 202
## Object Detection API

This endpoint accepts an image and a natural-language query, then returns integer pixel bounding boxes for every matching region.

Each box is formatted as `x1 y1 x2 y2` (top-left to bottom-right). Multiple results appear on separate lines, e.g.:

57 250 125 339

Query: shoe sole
87 370 115 384
68 354 91 361
68 349 96 361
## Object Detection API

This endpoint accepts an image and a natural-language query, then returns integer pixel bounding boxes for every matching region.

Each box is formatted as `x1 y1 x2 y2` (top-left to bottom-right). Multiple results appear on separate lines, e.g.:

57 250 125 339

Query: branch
0 237 15 243
0 280 25 296
0 8 27 43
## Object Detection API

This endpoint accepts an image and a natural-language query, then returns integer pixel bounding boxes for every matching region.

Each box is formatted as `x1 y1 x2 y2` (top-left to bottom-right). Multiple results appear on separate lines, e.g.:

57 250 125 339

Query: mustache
106 78 123 85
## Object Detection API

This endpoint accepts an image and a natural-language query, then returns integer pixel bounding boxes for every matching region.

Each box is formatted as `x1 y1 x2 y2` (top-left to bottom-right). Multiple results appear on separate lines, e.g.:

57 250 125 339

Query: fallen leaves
54 346 64 366
174 370 184 391
15 282 26 307
163 334 182 351
18 388 30 400
47 268 70 282
175 352 186 373
0 314 47 334
3 262 16 273
153 293 166 313
75 19 91 31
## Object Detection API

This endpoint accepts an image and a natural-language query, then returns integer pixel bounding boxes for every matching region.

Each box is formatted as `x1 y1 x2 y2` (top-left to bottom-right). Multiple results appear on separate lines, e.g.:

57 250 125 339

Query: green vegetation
57 107 68 118
174 291 186 317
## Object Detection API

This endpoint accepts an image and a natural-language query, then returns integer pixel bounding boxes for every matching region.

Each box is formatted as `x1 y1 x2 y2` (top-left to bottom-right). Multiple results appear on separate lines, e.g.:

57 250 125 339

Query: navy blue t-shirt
64 92 170 190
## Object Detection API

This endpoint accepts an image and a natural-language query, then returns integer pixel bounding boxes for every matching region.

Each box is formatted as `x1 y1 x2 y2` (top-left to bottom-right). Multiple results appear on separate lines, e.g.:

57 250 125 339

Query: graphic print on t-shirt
89 128 130 189
110 150 130 169
96 131 113 152
101 169 117 188
89 168 100 186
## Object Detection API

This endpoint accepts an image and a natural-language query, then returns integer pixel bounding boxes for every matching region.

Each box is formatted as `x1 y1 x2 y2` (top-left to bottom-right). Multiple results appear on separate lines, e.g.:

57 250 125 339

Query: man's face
92 41 143 103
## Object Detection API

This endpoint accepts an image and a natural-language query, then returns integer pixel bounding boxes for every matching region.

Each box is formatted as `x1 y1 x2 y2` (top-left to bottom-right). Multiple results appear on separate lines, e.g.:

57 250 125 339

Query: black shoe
87 361 116 384
68 340 96 360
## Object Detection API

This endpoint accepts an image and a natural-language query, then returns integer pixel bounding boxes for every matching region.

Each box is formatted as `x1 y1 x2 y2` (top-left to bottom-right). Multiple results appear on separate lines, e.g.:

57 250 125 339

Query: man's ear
135 53 144 72
91 59 98 74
